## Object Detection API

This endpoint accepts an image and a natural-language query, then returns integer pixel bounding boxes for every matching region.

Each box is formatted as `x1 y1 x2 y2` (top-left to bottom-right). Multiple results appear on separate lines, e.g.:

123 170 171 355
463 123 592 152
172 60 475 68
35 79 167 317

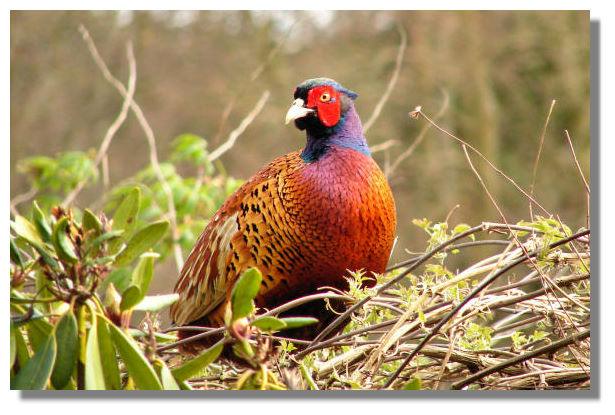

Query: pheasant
170 78 397 347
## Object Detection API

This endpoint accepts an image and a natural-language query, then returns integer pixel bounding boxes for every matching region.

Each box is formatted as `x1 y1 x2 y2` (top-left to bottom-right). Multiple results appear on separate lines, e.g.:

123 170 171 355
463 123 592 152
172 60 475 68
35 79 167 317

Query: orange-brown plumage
171 78 397 344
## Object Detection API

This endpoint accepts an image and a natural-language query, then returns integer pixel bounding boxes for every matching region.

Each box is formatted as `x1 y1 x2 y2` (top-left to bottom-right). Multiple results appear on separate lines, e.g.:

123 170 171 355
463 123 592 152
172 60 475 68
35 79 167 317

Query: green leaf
231 267 262 320
402 376 422 390
278 317 319 330
252 316 287 332
453 223 471 235
85 229 125 254
98 267 132 294
13 324 30 369
11 216 59 269
156 360 180 390
171 340 224 382
24 312 54 353
82 208 103 236
52 217 78 264
84 312 106 390
10 237 24 268
10 323 17 368
96 316 121 390
11 215 44 246
114 221 168 266
50 310 78 390
133 294 179 312
109 187 141 253
120 286 142 312
108 322 162 390
127 329 177 343
32 201 52 242
11 333 56 390
120 253 157 311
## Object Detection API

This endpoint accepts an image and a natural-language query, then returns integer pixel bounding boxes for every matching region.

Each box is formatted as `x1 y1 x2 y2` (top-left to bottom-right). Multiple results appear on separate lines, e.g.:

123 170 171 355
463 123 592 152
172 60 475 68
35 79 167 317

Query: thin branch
382 228 590 388
451 328 590 390
212 17 302 144
10 187 38 216
363 23 407 133
564 130 590 194
207 90 270 163
301 224 487 353
529 100 557 220
385 89 449 178
408 106 551 216
78 25 184 272
63 41 137 206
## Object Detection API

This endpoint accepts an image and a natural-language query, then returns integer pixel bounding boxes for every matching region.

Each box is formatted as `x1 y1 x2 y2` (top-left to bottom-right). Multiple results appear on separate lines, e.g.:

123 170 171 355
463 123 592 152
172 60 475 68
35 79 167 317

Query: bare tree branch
207 90 270 163
363 23 407 133
408 106 552 216
385 90 449 178
63 41 137 207
529 99 557 221
564 130 590 194
78 25 184 271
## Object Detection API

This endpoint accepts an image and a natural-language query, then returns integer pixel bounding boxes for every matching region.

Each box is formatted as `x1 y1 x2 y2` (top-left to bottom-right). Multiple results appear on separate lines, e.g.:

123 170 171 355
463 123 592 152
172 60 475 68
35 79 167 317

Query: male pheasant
170 78 397 346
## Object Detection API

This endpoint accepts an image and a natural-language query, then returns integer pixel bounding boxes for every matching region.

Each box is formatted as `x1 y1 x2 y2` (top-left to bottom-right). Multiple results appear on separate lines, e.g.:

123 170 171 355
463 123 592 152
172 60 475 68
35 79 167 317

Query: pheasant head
285 78 368 162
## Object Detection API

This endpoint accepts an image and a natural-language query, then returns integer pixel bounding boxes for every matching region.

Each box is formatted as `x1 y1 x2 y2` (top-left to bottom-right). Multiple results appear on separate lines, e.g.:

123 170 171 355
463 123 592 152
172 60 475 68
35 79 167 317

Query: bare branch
529 100 557 220
386 90 449 178
409 107 552 216
564 130 590 194
10 187 38 217
78 25 184 271
451 328 590 390
207 90 270 163
363 23 407 133
63 41 137 207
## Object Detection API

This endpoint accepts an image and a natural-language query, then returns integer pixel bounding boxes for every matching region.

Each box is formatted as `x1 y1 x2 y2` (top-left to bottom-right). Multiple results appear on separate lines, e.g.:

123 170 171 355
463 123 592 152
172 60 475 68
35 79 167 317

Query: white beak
285 98 314 124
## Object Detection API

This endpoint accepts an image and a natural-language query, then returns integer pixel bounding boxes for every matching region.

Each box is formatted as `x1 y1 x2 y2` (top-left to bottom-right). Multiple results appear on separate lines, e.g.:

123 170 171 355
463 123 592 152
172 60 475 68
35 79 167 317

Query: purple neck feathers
301 105 370 163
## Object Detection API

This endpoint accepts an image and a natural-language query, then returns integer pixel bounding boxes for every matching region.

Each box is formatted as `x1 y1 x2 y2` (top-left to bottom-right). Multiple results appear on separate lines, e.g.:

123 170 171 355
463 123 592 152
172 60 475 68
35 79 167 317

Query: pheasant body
171 78 397 341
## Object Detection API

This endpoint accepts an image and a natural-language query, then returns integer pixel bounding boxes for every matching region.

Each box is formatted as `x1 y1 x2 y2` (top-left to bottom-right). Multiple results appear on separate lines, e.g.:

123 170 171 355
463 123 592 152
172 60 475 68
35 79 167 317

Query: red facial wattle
306 85 341 127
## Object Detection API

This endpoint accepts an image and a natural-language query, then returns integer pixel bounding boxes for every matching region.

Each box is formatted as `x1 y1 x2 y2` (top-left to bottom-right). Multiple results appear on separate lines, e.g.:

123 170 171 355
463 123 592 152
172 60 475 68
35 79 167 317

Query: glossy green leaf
98 267 132 294
279 317 319 330
10 237 24 268
10 217 59 270
108 322 162 390
86 229 125 254
11 333 56 390
171 340 224 382
11 215 44 246
120 253 156 311
231 267 262 320
96 316 121 390
51 310 78 390
120 286 142 312
32 201 52 241
12 304 54 353
133 293 179 312
13 325 30 369
10 323 17 368
82 208 103 236
127 328 177 343
156 360 180 390
109 187 141 252
252 316 287 332
52 217 78 264
85 313 106 390
114 221 168 266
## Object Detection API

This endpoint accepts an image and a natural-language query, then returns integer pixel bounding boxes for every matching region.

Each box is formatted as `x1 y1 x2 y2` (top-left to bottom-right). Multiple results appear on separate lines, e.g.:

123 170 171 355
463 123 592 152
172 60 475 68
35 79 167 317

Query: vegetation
10 12 590 390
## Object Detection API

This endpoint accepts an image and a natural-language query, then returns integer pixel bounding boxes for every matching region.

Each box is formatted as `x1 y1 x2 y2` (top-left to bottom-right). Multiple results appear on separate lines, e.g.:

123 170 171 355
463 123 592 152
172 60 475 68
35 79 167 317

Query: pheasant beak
285 98 314 124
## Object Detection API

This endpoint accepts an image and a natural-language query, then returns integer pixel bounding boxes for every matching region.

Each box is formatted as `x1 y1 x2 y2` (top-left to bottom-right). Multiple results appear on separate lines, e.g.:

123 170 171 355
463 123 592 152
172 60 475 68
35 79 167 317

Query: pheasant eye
320 92 331 102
